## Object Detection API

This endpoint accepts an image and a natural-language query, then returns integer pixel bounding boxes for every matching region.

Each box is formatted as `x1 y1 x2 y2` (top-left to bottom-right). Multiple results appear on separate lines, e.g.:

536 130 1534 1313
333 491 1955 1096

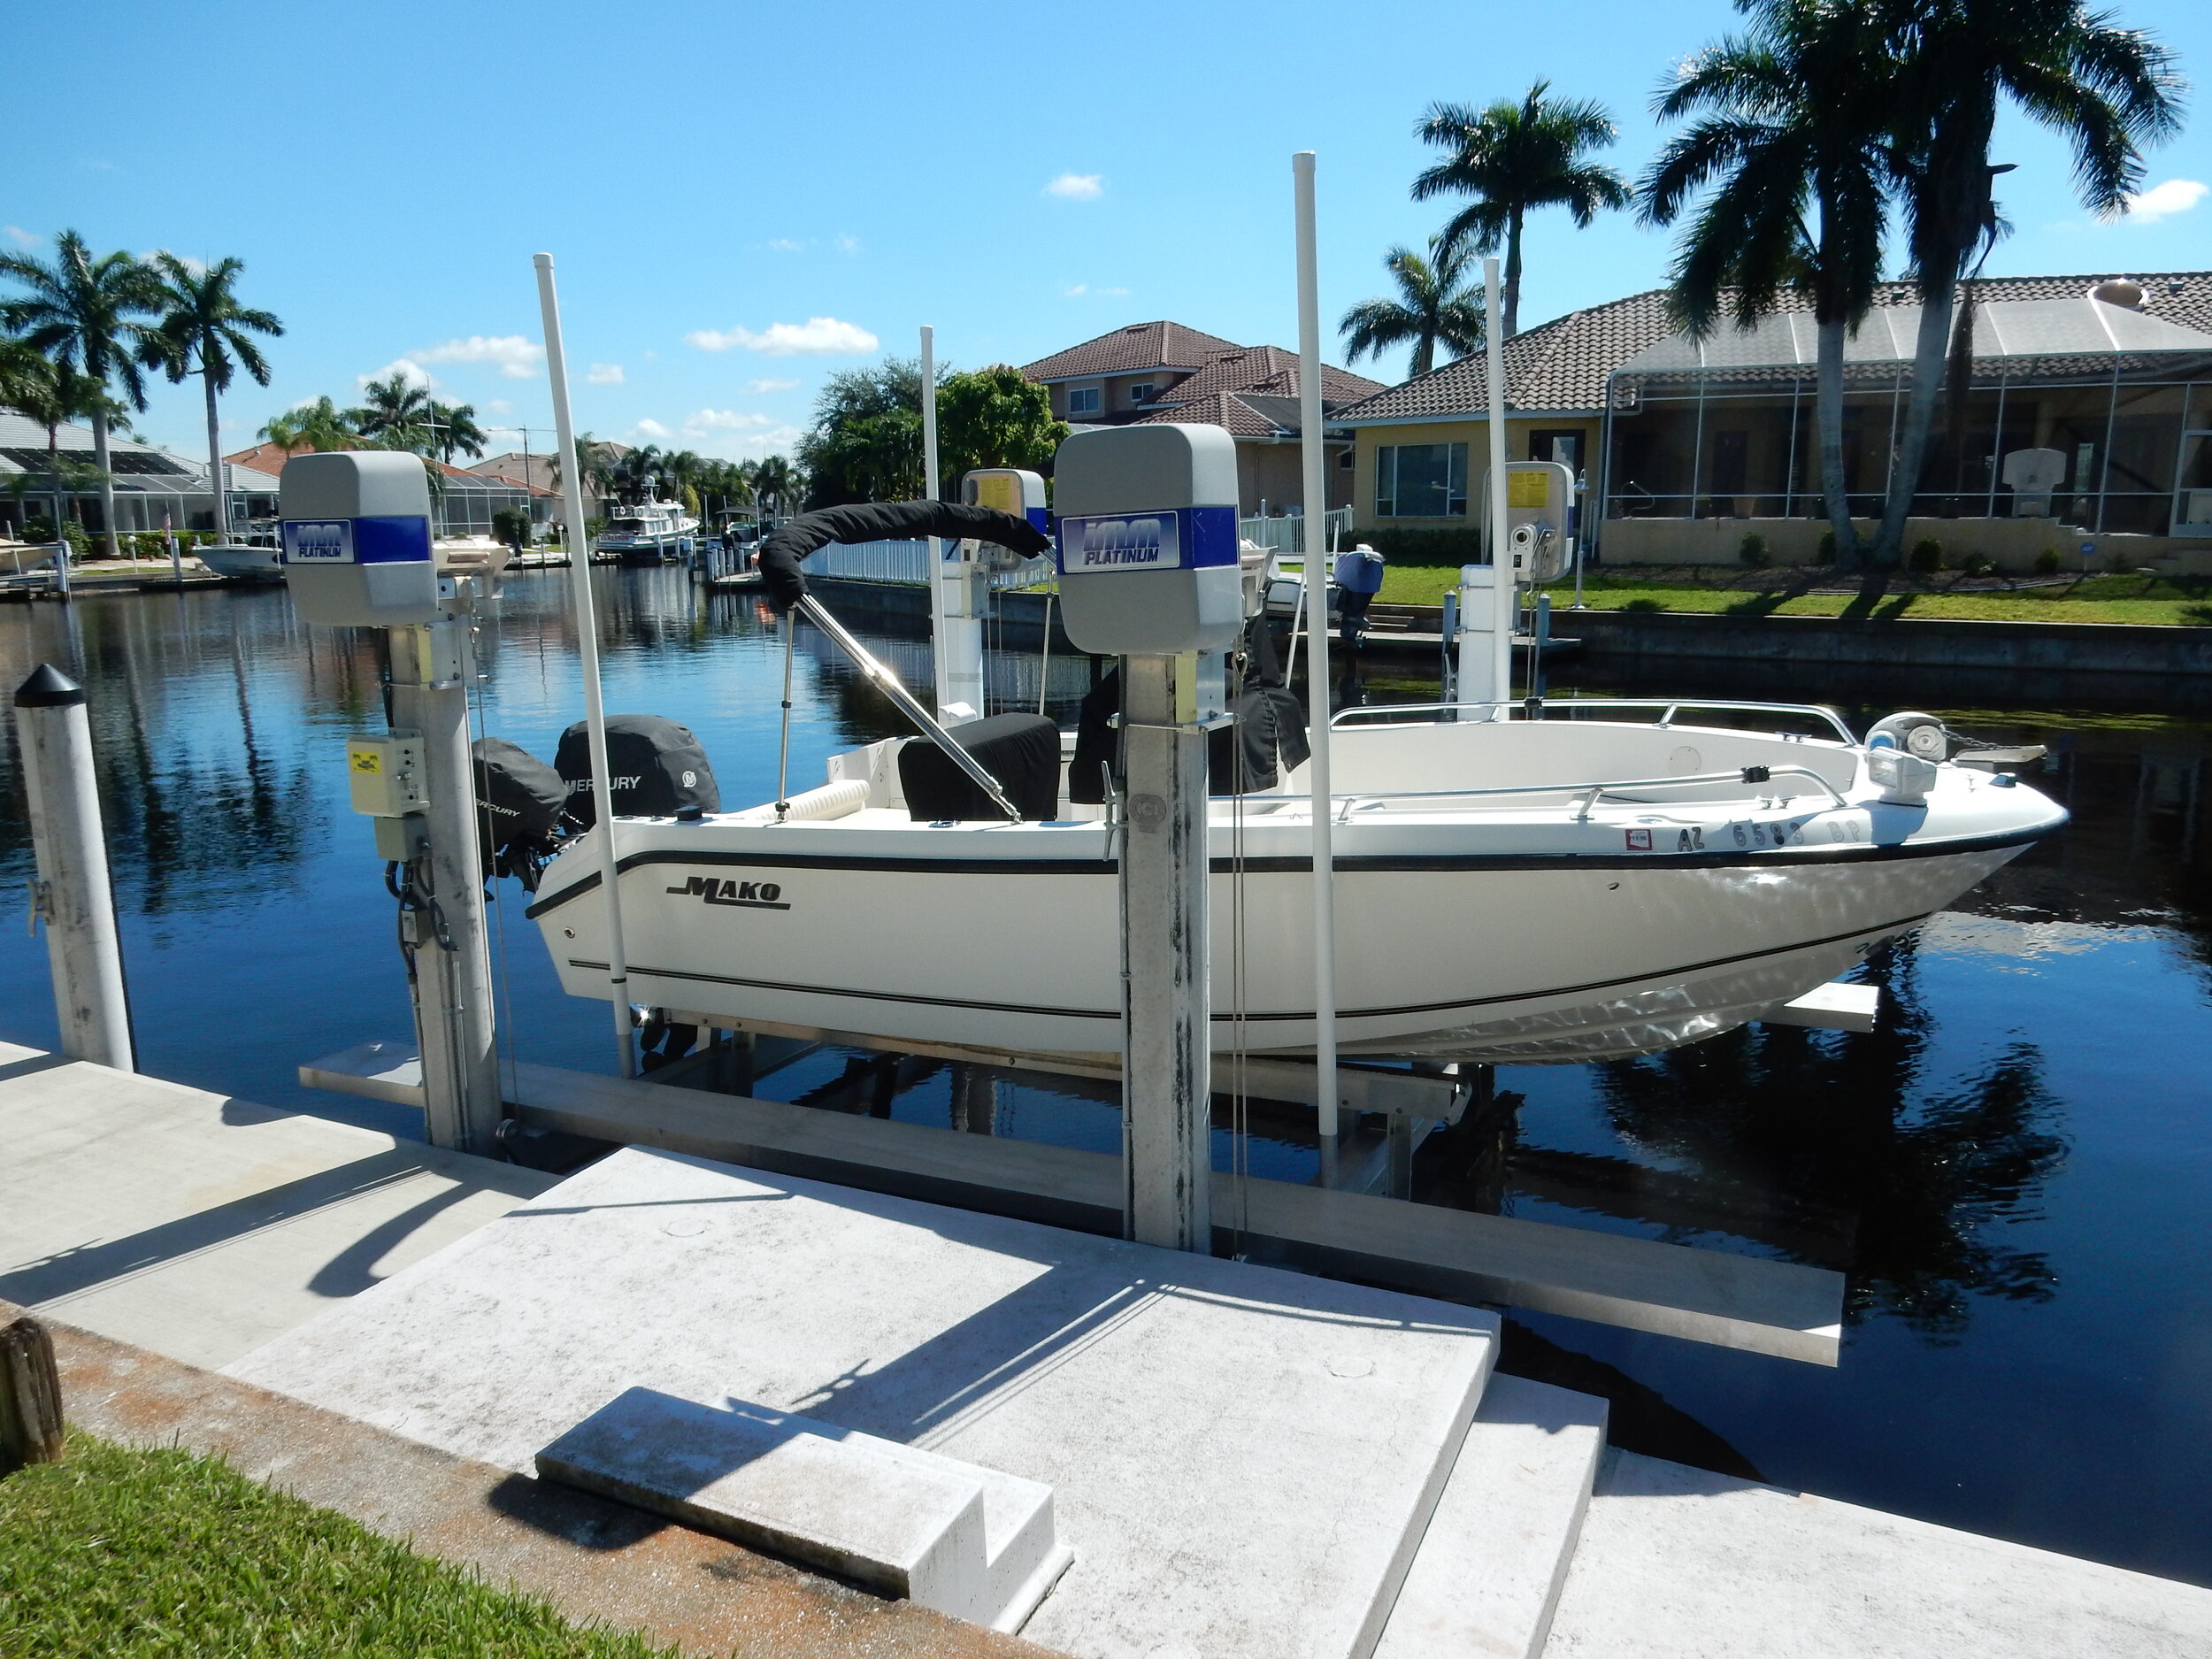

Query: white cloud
684 408 774 435
358 357 434 390
1046 173 1102 200
145 249 205 273
766 237 806 252
1064 282 1129 298
834 234 861 254
4 226 40 249
2122 179 2208 223
743 377 801 394
486 399 512 415
411 334 544 380
633 418 672 440
684 316 878 356
586 362 625 384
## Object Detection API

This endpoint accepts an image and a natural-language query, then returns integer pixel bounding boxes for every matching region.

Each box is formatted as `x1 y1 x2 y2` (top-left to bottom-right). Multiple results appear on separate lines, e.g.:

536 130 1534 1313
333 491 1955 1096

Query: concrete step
1544 1450 2212 1658
1375 1375 1608 1659
539 1386 1070 1632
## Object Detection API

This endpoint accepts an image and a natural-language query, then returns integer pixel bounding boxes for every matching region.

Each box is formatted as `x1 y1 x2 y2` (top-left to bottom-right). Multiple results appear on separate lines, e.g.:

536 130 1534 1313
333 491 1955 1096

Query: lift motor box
1480 460 1577 583
347 731 426 818
279 451 441 626
1052 425 1243 657
960 468 1050 573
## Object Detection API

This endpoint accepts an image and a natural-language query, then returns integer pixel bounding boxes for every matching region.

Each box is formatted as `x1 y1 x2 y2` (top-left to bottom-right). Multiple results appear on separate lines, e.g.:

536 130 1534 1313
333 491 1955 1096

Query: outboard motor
555 713 719 827
472 737 567 891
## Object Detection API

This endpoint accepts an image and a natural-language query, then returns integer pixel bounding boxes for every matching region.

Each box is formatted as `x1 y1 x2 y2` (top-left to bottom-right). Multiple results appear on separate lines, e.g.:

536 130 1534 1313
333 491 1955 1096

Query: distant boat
597 499 698 565
198 541 285 582
0 541 60 578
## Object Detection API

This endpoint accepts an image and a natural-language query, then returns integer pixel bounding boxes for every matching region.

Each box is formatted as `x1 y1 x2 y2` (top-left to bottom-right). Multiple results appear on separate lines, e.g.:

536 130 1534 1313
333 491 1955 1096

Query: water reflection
2 573 2209 1579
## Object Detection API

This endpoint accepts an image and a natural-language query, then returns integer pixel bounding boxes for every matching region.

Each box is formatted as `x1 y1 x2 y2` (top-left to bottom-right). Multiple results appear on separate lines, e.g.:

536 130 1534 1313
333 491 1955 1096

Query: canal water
3 569 2208 1585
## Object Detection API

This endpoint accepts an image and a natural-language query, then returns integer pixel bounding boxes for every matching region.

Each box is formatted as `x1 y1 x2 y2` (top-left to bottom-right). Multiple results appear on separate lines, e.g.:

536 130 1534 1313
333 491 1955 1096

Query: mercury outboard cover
556 713 719 827
472 736 566 889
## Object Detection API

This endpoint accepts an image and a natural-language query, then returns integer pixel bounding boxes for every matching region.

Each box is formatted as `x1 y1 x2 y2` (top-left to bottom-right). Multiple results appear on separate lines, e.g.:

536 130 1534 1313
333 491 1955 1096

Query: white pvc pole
1484 257 1512 718
534 252 635 1078
1294 151 1339 1142
920 325 949 709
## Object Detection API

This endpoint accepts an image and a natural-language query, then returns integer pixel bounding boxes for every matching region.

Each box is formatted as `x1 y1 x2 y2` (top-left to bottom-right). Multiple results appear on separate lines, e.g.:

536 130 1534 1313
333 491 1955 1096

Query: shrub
490 506 532 550
1815 528 1838 565
25 516 90 559
1737 532 1771 569
1962 554 1997 577
1908 537 1944 572
1360 526 1487 565
2033 547 2063 574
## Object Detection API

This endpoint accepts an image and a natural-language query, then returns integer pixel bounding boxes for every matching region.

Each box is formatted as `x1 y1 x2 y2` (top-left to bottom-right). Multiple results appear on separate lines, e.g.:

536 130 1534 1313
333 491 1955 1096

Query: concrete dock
4 1040 2209 1655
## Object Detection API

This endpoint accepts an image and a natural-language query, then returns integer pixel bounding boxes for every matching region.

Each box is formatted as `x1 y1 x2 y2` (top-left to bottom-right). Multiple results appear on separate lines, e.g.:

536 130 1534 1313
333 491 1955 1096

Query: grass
1371 562 2212 626
0 1432 678 1658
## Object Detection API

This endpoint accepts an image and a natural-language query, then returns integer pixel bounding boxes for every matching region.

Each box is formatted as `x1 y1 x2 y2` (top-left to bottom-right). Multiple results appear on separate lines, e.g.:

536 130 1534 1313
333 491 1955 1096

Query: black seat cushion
900 712 1061 821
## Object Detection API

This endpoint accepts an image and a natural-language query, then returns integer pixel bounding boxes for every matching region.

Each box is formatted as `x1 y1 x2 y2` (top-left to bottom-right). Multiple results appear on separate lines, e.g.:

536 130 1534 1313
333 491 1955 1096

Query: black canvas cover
899 712 1061 821
556 713 720 827
756 500 1052 612
1068 617 1310 805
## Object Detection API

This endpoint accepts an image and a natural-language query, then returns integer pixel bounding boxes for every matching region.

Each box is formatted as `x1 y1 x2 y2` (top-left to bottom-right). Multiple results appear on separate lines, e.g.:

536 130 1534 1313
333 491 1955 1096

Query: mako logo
1068 513 1180 571
665 874 790 910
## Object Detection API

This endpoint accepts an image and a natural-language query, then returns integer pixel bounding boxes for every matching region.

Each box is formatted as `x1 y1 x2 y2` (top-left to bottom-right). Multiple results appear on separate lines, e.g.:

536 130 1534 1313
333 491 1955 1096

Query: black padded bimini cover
556 713 720 827
473 736 566 856
756 500 1052 612
899 712 1060 821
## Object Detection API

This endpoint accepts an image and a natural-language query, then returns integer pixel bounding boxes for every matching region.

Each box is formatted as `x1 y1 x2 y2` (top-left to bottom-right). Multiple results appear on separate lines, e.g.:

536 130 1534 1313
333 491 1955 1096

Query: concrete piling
12 664 134 1071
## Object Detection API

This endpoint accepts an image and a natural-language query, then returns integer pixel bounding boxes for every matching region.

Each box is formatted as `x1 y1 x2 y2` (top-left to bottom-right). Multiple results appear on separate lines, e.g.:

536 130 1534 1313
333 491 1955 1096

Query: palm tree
1872 0 2180 565
0 231 160 558
426 400 486 463
260 396 359 453
142 254 283 545
0 342 104 549
1642 0 1898 564
750 454 795 519
349 373 434 451
1412 82 1632 337
1339 237 1487 380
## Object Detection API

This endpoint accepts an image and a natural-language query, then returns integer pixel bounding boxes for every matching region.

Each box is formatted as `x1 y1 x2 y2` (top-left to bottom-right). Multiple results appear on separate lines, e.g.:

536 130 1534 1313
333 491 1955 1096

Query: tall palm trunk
1815 316 1862 564
203 369 227 541
1410 333 1436 378
90 407 122 559
1874 274 1956 565
1502 208 1525 338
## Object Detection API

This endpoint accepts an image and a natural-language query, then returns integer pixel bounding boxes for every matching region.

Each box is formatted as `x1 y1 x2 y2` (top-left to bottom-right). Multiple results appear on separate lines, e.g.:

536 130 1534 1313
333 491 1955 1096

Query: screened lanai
1599 294 2212 544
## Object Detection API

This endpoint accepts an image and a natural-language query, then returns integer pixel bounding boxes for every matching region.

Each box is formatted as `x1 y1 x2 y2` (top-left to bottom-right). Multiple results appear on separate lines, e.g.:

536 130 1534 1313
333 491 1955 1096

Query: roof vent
2087 278 2147 311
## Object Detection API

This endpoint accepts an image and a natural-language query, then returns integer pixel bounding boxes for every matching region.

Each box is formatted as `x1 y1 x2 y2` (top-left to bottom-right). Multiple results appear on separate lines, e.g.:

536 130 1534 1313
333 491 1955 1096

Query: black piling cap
14 664 84 709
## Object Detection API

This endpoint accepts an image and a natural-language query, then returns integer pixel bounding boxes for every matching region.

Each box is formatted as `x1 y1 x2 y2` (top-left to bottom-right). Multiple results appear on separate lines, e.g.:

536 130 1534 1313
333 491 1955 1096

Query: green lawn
0 1433 676 1658
1371 564 2212 626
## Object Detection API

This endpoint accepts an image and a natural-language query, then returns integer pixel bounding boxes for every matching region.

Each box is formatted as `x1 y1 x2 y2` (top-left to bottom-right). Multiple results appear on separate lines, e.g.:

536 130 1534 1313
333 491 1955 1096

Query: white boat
596 499 699 564
525 697 2066 1065
197 540 285 582
0 541 59 578
433 534 514 575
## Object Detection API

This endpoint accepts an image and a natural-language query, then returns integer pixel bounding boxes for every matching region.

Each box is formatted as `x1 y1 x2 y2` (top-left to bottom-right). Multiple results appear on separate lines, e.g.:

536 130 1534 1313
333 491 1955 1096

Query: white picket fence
1236 506 1354 557
808 539 1056 590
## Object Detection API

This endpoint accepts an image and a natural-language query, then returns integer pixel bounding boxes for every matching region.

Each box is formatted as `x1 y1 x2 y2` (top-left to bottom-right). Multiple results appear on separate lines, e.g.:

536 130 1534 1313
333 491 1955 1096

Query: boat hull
527 820 2031 1064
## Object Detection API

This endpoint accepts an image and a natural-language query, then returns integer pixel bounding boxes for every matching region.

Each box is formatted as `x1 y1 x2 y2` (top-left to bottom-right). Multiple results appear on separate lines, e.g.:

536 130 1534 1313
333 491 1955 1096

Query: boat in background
597 499 698 565
198 526 285 583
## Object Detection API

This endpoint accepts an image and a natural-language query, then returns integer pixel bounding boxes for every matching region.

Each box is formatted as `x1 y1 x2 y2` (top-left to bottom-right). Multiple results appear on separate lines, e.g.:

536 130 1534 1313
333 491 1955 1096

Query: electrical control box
346 731 427 818
959 468 1050 573
280 451 441 626
1481 460 1576 583
1052 425 1242 656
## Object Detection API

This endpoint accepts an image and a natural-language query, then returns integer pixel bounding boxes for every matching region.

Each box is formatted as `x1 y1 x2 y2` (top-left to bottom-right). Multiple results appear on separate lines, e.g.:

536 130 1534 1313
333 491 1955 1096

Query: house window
1528 430 1586 475
1375 442 1468 517
1127 382 1156 406
1067 386 1102 416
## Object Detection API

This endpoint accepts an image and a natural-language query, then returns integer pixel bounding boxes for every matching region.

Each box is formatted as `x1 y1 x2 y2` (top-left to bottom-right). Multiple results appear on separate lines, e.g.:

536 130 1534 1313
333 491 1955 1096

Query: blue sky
13 0 2209 465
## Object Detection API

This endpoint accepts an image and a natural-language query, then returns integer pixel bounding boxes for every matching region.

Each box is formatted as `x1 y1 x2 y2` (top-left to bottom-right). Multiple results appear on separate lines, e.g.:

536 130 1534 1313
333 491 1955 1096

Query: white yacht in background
596 498 699 565
198 523 285 582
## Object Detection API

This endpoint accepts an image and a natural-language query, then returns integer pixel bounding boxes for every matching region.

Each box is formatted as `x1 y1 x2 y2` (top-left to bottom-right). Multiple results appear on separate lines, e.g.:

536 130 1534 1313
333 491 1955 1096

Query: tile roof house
1020 324 1386 512
1333 271 2212 570
223 442 561 536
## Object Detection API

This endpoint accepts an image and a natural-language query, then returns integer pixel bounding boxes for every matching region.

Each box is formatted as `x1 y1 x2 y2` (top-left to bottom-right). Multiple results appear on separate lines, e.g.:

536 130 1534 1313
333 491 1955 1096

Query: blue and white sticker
282 520 354 564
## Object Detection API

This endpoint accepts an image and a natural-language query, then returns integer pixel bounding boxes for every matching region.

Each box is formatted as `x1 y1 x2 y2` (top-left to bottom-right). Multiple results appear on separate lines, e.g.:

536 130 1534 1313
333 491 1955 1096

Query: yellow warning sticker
350 749 382 773
1508 470 1550 509
971 473 1020 515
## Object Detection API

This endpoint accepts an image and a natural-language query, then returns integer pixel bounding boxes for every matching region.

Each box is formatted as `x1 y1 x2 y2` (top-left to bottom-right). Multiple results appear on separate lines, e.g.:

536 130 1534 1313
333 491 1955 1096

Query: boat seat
899 713 1061 821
